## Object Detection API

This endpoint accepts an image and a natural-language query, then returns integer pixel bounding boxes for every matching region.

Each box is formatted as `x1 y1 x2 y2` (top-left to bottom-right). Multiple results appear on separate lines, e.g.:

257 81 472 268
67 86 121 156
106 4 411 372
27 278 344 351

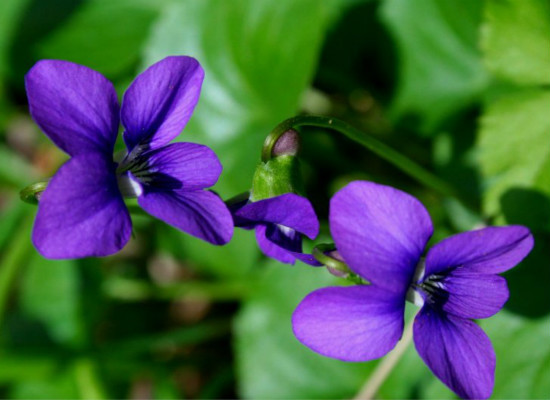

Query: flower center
415 274 448 306
116 171 143 198
406 258 426 306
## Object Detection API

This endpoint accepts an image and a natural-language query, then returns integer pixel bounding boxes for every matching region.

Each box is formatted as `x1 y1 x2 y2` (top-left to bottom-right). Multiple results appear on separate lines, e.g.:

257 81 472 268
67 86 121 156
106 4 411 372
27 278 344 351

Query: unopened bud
272 129 300 157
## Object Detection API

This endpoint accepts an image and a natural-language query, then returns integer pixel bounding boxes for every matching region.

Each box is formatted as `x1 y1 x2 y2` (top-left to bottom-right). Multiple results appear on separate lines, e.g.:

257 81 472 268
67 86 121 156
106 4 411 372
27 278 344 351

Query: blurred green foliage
0 0 548 399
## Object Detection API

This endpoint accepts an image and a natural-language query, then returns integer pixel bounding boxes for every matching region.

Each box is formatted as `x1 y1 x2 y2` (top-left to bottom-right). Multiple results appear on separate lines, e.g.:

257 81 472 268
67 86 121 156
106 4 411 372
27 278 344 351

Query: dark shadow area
501 188 550 231
501 188 550 317
8 0 84 94
433 107 484 209
314 0 397 102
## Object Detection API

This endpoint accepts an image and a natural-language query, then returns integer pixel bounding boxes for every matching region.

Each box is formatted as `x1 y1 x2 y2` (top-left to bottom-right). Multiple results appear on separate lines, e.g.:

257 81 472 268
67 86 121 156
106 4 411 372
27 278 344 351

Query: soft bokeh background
0 0 549 398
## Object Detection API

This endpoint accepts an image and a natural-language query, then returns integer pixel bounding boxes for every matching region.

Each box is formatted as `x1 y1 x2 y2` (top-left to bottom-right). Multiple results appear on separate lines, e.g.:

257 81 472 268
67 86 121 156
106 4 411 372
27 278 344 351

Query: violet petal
439 270 509 319
121 56 204 151
25 60 119 156
330 181 433 295
33 153 131 259
413 307 495 399
292 285 405 361
137 142 222 191
138 189 233 245
264 223 321 266
255 224 297 265
425 226 534 276
233 193 319 239
292 252 323 266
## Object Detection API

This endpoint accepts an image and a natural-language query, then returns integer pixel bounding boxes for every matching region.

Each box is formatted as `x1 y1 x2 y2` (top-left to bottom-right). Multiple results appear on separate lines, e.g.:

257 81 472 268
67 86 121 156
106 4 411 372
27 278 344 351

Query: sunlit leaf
142 0 338 195
482 0 550 85
478 89 550 223
380 0 488 134
37 0 167 79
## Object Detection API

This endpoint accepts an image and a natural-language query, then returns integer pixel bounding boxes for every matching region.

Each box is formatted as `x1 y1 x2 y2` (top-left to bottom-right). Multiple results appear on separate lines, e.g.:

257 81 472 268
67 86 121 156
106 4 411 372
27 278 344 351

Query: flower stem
353 317 415 400
263 115 471 208
313 243 366 285
73 358 107 400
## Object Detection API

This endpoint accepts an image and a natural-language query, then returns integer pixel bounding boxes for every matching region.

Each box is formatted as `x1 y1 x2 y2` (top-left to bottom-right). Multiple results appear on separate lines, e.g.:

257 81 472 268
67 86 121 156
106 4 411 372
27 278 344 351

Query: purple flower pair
292 181 533 399
26 56 233 259
231 193 320 265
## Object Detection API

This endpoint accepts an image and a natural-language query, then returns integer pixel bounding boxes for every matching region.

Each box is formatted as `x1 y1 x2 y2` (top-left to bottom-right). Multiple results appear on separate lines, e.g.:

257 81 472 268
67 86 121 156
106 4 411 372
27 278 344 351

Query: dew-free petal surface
255 224 297 265
33 153 131 259
330 181 433 295
232 193 319 239
122 56 204 150
439 269 509 319
425 226 534 276
25 60 120 156
138 189 232 245
413 307 495 399
292 285 405 362
140 142 222 190
254 224 320 266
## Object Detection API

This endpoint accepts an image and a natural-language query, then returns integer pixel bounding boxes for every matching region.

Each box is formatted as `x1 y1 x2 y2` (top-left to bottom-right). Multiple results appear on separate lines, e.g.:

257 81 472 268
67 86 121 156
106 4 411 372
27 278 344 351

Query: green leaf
37 0 166 79
20 252 83 345
10 367 79 400
142 0 336 196
380 0 488 134
482 0 550 85
234 262 375 399
478 89 550 223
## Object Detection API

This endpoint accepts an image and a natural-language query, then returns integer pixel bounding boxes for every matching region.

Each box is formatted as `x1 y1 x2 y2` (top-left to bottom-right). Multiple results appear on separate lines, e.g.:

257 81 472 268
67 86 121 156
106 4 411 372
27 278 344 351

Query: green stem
313 243 366 285
353 315 415 400
263 115 470 208
312 243 349 274
73 358 107 400
0 212 34 326
125 203 148 217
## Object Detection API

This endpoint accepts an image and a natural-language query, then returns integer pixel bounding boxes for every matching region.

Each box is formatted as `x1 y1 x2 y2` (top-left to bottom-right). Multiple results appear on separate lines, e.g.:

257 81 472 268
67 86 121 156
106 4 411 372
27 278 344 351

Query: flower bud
272 128 300 157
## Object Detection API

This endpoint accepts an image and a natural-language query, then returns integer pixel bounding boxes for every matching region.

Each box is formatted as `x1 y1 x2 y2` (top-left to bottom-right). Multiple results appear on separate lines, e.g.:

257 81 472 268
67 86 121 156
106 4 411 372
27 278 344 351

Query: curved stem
263 116 471 209
353 317 415 400
312 243 349 274
313 243 367 285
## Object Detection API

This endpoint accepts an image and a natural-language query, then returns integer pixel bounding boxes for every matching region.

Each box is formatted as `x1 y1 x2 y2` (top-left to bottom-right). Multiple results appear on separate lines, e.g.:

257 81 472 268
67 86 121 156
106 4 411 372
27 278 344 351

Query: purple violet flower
231 193 321 265
292 181 534 399
25 56 233 259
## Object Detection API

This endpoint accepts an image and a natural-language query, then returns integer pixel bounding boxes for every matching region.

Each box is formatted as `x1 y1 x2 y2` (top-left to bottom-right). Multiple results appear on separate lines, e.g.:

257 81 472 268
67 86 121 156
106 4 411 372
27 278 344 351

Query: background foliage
0 0 548 398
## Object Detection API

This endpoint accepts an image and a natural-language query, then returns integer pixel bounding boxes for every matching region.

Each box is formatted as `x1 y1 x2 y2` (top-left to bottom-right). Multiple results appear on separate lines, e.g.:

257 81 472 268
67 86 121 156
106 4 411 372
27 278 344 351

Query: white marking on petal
277 224 295 237
117 172 143 198
406 287 425 307
406 258 426 307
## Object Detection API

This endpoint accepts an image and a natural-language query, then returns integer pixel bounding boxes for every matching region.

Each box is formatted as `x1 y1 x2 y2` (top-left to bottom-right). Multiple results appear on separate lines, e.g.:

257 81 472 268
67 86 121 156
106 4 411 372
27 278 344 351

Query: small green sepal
313 243 368 285
251 155 305 201
20 181 49 205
